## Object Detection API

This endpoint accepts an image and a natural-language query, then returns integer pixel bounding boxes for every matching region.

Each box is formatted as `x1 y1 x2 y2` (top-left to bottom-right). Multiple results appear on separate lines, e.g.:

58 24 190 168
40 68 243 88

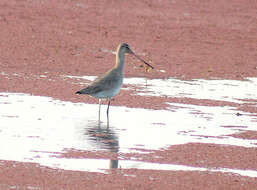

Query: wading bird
76 43 153 127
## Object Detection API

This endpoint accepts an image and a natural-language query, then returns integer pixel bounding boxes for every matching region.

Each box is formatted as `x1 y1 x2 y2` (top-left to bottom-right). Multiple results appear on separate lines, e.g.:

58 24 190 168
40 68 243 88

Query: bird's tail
75 90 82 94
75 88 91 94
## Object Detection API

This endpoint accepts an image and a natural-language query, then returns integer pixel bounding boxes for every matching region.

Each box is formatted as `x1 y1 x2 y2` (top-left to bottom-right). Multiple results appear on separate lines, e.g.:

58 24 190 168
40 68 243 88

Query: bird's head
117 43 154 70
119 43 133 54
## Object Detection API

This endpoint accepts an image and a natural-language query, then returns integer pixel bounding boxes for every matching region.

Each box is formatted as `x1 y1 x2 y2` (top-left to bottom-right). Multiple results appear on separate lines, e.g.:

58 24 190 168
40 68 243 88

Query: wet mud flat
1 76 257 190
1 0 257 189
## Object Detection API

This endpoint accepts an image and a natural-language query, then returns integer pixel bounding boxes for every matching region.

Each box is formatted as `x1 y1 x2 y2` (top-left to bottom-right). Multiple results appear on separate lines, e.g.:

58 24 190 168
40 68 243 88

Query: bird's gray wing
77 69 121 94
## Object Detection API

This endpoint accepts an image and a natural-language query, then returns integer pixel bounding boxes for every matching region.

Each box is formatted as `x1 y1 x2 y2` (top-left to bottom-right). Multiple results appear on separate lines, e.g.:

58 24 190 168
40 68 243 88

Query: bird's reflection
84 120 119 169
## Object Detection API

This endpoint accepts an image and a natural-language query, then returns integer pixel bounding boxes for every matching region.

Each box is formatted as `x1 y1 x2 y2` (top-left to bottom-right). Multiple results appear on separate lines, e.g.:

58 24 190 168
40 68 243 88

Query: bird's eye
122 43 129 49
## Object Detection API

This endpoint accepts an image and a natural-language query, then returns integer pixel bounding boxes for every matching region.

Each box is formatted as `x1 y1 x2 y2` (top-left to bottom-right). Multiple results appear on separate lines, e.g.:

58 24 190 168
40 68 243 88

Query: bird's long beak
129 49 154 69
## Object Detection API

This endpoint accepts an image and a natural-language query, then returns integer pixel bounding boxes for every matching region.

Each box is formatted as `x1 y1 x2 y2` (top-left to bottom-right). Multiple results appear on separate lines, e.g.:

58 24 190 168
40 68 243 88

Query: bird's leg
106 98 111 128
98 99 101 125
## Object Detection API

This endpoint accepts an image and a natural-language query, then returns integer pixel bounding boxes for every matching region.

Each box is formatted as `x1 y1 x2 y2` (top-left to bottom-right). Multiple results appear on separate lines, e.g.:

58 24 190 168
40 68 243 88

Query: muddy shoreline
0 0 257 189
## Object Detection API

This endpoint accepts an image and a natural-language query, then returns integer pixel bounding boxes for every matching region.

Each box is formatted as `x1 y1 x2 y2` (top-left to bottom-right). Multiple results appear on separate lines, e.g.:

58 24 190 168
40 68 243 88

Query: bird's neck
115 49 126 72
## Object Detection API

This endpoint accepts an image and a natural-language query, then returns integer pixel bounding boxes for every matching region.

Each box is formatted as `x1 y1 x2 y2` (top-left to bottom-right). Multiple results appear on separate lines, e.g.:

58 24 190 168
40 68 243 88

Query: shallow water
0 77 257 177
67 75 257 104
33 156 257 178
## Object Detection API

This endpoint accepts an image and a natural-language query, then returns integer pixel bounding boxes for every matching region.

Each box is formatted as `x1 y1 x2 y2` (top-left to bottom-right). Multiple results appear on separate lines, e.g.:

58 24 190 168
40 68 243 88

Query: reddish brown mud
0 0 257 189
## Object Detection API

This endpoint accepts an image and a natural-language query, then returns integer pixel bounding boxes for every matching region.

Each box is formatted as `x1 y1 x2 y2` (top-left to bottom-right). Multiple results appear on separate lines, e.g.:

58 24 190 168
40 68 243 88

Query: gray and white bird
76 43 153 125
